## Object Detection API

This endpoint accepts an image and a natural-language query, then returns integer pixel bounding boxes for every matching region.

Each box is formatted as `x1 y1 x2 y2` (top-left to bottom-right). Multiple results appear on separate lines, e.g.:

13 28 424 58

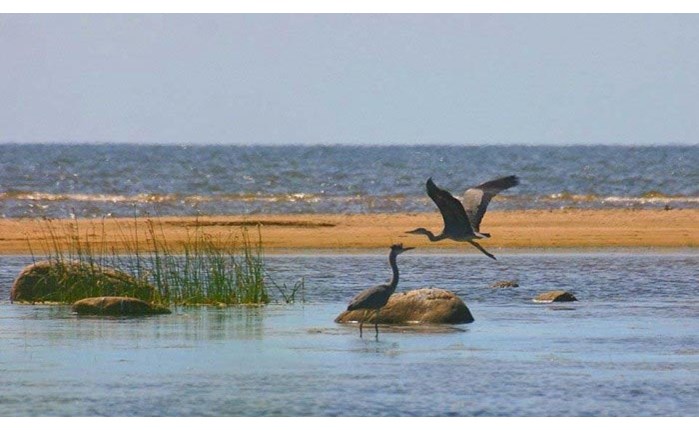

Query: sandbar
0 209 696 255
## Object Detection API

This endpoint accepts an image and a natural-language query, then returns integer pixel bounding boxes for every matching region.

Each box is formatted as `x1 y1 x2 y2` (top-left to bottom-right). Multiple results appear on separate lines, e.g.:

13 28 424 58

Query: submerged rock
10 260 156 304
72 296 171 316
335 288 474 325
533 290 578 303
490 280 519 288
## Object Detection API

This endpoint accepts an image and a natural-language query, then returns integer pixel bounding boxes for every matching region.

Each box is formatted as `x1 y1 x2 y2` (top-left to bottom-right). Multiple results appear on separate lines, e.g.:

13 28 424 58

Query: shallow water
1 252 698 416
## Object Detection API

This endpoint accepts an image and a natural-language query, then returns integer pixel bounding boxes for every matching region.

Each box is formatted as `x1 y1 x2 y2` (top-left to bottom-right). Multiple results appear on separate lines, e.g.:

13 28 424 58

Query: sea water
1 144 697 218
1 252 697 416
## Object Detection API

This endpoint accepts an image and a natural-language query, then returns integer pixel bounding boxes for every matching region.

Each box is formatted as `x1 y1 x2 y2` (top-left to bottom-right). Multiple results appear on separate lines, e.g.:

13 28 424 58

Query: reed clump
24 217 300 306
143 219 269 305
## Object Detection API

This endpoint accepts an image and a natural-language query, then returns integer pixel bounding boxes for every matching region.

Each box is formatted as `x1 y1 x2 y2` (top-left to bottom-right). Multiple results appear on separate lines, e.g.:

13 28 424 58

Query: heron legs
359 310 367 338
374 309 380 340
467 240 497 260
358 309 381 340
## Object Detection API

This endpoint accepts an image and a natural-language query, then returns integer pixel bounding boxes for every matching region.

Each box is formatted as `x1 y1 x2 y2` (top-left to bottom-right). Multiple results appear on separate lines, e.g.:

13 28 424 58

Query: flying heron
406 175 519 260
346 243 414 339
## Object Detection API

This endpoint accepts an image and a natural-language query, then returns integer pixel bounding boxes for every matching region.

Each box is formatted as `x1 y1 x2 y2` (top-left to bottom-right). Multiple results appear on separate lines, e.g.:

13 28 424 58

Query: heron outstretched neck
405 227 446 242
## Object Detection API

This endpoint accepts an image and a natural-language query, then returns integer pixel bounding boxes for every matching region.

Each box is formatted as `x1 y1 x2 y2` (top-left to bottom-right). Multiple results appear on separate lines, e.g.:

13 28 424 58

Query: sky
1 13 698 144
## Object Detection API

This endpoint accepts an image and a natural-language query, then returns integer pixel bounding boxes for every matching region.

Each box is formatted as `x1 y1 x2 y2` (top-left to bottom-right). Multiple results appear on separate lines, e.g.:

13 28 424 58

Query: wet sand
0 209 697 255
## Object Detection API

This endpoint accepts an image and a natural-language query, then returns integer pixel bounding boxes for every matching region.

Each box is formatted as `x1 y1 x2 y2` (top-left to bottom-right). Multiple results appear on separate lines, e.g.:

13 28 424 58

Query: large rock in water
335 288 474 324
10 260 156 304
72 297 171 316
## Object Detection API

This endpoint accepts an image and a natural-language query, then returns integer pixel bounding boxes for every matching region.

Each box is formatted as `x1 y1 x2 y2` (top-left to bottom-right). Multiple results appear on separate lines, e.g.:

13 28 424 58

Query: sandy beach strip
0 208 697 255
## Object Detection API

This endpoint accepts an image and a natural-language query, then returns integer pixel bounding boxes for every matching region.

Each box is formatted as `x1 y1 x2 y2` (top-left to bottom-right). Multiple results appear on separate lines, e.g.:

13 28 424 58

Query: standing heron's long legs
359 310 368 338
374 309 380 340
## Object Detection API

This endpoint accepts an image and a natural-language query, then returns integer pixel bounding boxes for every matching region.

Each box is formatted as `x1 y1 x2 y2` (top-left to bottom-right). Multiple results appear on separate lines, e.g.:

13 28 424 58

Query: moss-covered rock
10 260 156 304
335 288 474 325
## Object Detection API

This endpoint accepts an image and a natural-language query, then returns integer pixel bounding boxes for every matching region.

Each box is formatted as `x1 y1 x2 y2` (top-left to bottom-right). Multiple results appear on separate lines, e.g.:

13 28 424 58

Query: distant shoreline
0 208 697 255
2 142 698 146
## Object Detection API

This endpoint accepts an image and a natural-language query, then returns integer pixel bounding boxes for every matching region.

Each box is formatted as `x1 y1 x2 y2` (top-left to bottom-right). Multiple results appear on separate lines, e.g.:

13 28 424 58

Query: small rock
490 280 519 288
72 297 171 316
533 290 578 303
335 288 474 325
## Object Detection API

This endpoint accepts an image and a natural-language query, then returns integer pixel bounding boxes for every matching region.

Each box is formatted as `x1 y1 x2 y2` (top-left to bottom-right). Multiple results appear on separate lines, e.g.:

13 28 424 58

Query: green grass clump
144 221 269 305
19 219 157 304
25 217 301 306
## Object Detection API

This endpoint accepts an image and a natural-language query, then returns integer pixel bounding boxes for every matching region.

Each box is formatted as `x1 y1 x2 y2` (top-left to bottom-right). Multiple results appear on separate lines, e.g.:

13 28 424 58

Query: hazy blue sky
1 14 698 144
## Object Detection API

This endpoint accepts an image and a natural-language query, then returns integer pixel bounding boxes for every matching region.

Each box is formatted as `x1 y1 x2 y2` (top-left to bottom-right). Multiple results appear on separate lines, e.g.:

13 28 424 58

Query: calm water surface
1 252 698 416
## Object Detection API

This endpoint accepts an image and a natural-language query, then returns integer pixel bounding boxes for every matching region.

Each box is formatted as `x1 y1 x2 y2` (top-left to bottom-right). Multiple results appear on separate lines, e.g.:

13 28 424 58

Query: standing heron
346 243 414 339
406 176 519 260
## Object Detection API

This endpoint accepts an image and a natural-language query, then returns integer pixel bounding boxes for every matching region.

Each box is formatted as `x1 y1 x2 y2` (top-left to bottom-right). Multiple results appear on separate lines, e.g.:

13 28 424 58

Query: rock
490 280 519 288
533 290 578 303
335 288 474 325
72 297 171 316
10 260 156 304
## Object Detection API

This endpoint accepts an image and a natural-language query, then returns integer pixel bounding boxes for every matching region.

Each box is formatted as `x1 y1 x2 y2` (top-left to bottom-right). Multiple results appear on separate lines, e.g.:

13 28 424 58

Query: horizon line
1 141 697 146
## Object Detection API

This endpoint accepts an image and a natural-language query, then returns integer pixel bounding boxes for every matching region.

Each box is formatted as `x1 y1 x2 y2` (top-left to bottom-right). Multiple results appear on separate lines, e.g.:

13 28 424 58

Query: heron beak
403 247 415 252
405 229 420 234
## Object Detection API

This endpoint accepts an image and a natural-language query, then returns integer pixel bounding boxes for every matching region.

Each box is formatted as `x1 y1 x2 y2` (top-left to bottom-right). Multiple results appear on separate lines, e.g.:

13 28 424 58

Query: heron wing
347 284 391 311
426 178 474 237
462 175 519 231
